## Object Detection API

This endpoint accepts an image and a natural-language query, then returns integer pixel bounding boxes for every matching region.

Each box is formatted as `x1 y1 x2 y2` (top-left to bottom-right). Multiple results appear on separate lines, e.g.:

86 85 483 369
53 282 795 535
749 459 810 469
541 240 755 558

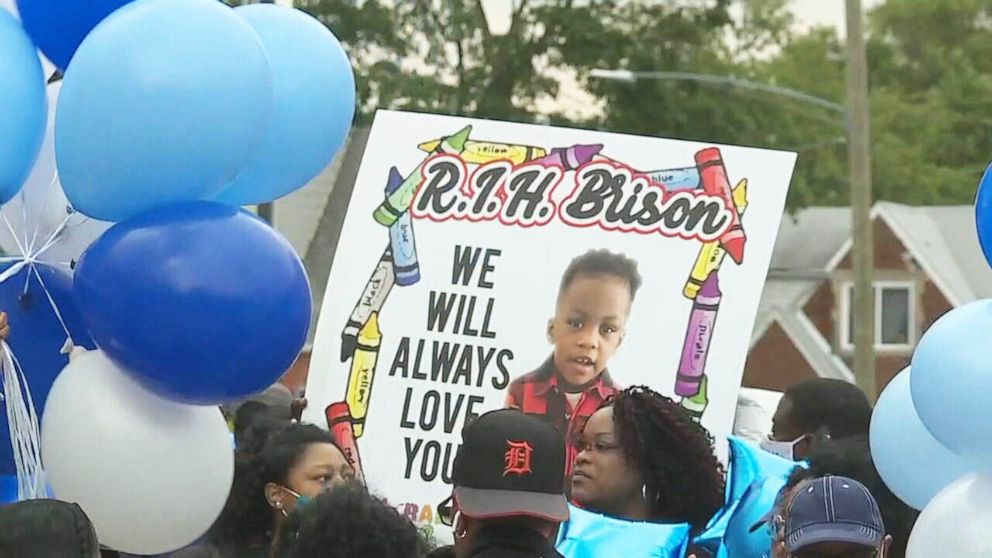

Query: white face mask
760 434 806 460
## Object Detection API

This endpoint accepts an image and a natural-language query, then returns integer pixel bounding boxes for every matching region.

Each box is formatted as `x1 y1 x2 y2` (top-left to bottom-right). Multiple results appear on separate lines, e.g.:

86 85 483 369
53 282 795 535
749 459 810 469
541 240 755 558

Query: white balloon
0 80 110 266
41 349 233 554
906 472 992 557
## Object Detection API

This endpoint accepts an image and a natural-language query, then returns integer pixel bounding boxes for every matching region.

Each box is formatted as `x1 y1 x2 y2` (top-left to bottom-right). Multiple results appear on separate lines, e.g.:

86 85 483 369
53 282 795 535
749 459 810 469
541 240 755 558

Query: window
841 282 915 349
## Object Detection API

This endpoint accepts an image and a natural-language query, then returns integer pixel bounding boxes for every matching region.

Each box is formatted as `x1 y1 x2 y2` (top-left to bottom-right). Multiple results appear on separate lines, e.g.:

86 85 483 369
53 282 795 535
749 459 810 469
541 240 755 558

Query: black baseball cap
452 409 569 522
784 475 885 552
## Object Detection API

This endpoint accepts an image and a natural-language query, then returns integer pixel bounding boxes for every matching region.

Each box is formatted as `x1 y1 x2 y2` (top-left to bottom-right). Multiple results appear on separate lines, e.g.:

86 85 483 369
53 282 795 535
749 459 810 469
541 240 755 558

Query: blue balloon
74 201 311 405
721 475 789 558
56 0 273 222
911 299 992 466
556 504 690 558
976 163 992 269
0 264 93 474
870 368 972 510
695 437 799 553
15 0 133 69
215 5 355 206
726 436 798 502
0 10 46 205
0 475 16 504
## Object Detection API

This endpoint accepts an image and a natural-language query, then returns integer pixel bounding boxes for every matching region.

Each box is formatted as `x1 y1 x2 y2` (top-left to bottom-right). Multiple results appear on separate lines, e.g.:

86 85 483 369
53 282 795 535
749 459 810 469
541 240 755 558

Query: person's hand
0 312 10 341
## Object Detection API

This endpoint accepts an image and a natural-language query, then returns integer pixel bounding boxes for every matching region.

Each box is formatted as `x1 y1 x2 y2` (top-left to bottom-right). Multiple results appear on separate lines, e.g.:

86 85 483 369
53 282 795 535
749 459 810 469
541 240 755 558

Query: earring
642 485 648 501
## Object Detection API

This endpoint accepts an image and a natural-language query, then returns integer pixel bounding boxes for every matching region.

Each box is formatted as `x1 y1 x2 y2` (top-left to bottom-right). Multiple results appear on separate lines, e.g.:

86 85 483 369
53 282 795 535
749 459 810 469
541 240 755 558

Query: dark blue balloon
0 475 16 504
15 0 134 70
0 264 93 474
976 163 992 270
74 201 311 405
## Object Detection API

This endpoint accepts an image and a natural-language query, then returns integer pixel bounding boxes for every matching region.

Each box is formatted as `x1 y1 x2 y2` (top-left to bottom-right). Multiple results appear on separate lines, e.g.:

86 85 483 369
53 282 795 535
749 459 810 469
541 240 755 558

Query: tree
298 0 990 208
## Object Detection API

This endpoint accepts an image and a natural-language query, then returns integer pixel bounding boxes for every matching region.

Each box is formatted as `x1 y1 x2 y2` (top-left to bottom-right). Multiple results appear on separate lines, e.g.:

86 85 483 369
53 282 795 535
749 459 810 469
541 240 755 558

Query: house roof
822 202 992 306
770 207 851 271
751 202 992 381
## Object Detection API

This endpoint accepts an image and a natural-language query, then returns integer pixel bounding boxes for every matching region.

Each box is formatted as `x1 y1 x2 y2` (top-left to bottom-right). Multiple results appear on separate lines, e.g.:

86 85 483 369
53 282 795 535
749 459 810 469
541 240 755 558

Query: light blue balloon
911 299 992 466
0 9 46 205
215 4 355 206
695 437 800 553
556 504 690 558
870 368 972 510
55 0 273 222
721 475 788 558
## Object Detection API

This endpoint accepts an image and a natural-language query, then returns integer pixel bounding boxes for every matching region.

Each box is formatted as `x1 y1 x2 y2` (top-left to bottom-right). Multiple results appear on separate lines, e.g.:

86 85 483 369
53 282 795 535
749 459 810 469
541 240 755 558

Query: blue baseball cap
784 475 885 552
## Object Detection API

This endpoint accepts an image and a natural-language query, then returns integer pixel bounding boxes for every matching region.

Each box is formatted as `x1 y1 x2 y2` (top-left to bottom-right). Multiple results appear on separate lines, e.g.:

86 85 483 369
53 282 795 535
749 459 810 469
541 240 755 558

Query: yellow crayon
416 139 547 165
683 180 749 299
345 312 382 438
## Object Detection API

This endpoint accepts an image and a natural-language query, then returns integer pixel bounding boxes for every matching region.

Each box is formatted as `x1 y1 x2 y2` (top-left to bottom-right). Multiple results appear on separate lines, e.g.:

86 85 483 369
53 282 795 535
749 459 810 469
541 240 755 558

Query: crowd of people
0 375 915 558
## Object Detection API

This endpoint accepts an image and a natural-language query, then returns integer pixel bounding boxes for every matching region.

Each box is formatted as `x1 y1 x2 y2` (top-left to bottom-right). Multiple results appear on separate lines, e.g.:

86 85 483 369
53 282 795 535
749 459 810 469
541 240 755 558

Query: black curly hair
608 386 725 531
210 423 339 553
558 249 642 305
272 482 426 558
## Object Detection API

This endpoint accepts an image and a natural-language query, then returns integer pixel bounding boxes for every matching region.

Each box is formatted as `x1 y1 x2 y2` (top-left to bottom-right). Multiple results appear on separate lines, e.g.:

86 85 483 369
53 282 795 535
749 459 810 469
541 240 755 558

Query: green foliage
297 0 990 208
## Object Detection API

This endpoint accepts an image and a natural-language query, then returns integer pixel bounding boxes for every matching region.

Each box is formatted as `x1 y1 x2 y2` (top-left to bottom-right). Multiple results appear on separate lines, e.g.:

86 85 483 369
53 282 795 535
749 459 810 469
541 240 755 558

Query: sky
790 0 884 37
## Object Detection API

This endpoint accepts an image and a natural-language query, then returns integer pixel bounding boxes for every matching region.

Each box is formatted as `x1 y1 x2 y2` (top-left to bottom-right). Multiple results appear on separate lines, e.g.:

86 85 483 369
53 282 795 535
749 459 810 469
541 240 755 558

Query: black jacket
467 526 565 558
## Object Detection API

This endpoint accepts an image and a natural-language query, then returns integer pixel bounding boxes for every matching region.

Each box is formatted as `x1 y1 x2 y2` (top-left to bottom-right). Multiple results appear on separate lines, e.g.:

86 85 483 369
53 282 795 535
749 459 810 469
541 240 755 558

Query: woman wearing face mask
558 386 726 557
210 423 356 557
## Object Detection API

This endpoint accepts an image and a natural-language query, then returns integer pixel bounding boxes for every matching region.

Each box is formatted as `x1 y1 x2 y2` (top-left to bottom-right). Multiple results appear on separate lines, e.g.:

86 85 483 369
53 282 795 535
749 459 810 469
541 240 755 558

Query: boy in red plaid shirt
505 249 641 476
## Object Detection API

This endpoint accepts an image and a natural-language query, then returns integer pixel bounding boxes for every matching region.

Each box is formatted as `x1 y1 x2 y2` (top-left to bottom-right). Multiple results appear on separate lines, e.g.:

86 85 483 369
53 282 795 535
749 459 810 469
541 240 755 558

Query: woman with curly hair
210 423 356 557
558 386 725 557
272 482 426 558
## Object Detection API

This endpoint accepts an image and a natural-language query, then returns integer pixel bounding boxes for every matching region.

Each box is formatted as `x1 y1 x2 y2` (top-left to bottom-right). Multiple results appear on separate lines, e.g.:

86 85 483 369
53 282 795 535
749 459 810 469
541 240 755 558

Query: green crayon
373 126 472 227
679 375 709 422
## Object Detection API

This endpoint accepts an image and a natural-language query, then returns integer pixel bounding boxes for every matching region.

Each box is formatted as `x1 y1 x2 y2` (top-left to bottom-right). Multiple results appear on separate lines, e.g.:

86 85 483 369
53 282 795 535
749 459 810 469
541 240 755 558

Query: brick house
744 202 992 396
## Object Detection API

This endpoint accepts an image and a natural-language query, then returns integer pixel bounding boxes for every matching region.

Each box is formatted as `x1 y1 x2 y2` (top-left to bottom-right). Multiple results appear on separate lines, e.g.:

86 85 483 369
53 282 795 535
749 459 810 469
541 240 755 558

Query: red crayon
325 402 365 484
695 148 746 264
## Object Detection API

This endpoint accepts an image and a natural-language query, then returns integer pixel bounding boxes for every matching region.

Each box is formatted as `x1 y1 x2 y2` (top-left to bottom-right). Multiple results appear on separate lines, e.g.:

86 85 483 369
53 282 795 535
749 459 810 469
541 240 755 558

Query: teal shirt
555 504 691 558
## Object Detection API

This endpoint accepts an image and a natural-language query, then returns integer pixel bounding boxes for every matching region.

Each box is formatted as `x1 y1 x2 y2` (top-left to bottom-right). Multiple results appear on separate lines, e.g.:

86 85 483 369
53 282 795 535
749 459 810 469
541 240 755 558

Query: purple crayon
385 167 420 286
532 143 603 170
675 272 722 397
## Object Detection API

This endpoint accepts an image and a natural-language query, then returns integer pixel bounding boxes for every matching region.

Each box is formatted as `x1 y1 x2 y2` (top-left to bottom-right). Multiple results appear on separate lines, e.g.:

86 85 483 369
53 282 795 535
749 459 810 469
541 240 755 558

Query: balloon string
1 213 28 260
29 264 75 349
31 212 74 262
0 341 45 500
17 189 29 256
27 170 61 256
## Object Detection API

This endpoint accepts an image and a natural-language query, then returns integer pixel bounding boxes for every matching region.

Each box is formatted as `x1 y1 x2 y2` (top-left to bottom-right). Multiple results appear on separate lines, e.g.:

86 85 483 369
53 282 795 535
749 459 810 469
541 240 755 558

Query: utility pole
846 0 876 400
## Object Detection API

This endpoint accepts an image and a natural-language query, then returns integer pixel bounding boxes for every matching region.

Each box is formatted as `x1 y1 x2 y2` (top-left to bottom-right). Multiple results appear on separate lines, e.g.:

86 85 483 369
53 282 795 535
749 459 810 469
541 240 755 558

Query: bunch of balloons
868 163 992 557
1 0 356 553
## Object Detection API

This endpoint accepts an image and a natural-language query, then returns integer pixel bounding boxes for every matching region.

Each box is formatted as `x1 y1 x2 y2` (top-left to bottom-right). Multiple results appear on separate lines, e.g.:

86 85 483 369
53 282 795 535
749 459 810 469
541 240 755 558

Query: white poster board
304 110 796 527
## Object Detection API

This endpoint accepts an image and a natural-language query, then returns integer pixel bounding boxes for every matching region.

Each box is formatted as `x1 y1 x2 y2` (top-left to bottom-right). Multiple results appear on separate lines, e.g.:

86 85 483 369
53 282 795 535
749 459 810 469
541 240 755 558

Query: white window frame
839 280 916 351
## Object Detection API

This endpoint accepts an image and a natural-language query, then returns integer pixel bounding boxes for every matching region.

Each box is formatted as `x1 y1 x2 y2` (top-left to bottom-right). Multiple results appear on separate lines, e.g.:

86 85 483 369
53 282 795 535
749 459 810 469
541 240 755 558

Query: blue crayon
385 167 420 286
648 166 699 191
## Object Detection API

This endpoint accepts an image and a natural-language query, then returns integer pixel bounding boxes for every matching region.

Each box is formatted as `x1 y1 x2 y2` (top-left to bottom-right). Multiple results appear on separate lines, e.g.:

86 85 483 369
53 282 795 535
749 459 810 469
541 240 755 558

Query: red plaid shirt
505 356 619 476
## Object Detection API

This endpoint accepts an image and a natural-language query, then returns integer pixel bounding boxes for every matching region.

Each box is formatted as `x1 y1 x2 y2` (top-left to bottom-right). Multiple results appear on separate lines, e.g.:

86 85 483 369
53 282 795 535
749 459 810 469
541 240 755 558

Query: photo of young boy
505 249 642 475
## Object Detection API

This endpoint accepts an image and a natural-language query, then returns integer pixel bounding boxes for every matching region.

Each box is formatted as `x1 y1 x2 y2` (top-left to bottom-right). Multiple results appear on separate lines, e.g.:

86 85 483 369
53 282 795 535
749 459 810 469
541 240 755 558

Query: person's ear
881 534 893 556
546 319 554 343
264 482 283 510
